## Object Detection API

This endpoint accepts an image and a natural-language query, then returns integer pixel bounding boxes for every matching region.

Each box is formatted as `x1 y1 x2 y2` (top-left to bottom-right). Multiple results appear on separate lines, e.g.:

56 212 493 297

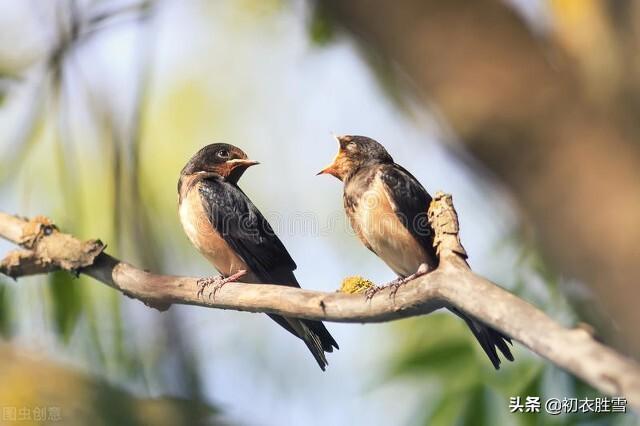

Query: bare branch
1 201 639 410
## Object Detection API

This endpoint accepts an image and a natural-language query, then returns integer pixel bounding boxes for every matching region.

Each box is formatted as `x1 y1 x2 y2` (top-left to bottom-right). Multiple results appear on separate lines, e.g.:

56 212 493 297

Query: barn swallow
179 143 338 370
318 135 513 369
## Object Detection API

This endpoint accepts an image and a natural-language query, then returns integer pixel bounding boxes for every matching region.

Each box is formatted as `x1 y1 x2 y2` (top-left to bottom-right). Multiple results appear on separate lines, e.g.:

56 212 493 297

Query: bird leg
197 269 247 300
365 263 430 300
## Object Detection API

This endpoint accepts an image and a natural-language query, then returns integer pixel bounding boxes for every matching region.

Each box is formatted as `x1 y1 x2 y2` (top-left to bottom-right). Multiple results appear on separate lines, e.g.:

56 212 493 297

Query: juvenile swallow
318 135 513 369
179 143 338 370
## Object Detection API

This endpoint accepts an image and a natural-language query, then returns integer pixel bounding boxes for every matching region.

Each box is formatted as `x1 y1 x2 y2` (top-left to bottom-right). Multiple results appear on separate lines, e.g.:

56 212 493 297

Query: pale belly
354 177 431 277
179 187 255 280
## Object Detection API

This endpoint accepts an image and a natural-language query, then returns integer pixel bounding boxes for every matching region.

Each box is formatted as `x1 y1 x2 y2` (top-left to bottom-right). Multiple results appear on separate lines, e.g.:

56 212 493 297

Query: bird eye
346 142 357 151
217 149 230 159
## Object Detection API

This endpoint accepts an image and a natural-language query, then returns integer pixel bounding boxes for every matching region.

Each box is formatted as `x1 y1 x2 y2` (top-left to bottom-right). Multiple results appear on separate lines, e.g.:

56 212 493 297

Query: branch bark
1 198 640 410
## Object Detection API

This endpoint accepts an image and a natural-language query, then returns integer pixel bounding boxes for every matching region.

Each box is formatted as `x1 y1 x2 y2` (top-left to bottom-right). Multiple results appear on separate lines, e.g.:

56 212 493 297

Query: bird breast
349 173 431 277
179 183 252 279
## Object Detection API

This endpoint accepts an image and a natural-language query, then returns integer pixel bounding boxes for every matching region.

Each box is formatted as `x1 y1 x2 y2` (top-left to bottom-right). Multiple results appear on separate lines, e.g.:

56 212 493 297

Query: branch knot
1 215 105 278
428 192 468 260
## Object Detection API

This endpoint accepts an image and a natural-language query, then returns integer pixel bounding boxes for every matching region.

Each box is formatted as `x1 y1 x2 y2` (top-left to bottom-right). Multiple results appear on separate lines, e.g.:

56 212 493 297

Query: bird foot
366 263 430 300
197 269 247 300
364 285 383 301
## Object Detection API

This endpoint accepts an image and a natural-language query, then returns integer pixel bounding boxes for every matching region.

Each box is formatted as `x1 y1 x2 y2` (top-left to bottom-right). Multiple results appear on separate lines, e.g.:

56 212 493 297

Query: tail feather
301 327 329 371
265 271 339 368
451 308 514 369
295 320 330 371
303 319 340 352
271 315 338 371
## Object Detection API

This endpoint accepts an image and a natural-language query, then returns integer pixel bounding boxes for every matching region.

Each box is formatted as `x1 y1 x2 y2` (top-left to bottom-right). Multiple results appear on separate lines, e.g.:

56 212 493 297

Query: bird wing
378 164 437 261
198 178 339 357
198 178 298 286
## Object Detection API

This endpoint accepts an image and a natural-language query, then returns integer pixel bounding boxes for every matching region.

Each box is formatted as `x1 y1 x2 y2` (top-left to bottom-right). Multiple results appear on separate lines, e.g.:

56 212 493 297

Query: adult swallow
179 143 338 370
318 135 513 369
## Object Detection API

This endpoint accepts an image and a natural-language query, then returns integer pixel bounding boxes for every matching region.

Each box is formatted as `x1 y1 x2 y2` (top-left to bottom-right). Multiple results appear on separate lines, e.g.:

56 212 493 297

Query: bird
318 135 513 369
178 143 338 370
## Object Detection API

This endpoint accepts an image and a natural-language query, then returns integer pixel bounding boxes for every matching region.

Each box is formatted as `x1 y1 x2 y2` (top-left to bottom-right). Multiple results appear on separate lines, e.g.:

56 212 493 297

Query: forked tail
451 308 514 369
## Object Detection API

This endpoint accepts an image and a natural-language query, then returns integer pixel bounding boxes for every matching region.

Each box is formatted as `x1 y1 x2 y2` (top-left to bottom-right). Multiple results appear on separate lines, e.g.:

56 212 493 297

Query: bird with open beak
318 135 513 369
178 143 338 370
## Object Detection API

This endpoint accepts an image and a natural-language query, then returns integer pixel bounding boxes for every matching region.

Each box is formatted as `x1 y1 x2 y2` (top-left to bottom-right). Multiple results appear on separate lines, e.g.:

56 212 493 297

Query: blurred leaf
425 393 470 426
0 342 221 426
518 368 545 426
392 337 477 378
83 291 108 365
110 289 128 367
0 280 11 338
491 359 544 396
308 2 335 45
460 386 491 426
386 313 491 419
48 271 83 341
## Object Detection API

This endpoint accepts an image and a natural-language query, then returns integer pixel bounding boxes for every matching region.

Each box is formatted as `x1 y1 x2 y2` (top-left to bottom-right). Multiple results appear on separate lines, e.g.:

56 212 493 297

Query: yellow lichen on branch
339 276 375 294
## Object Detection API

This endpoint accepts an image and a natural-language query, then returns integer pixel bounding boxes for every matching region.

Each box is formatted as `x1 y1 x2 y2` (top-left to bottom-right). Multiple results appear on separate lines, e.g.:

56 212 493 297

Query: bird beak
226 158 260 169
224 158 259 184
317 134 343 177
316 163 337 176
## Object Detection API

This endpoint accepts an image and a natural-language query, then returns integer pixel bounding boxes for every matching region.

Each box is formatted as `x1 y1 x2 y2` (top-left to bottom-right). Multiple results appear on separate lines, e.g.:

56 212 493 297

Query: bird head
317 135 393 181
181 143 259 184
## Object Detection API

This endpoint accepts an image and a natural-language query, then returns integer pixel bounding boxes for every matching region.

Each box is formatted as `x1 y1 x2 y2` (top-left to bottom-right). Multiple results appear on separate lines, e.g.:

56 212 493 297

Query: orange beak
317 163 338 177
317 134 344 177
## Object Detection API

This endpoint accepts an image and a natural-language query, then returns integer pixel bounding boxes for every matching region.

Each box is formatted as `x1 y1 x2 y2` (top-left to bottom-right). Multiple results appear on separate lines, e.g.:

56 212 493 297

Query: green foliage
48 271 83 341
386 313 637 426
0 280 11 338
308 2 335 46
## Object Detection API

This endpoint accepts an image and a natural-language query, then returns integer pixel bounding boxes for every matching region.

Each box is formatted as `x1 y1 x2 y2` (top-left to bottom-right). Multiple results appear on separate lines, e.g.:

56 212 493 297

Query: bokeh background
1 1 639 425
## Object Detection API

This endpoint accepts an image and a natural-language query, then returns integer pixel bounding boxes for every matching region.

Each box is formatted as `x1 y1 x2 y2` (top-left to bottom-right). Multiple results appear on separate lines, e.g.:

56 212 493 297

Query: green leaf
0 280 11 338
425 393 470 426
392 338 478 377
308 2 335 46
460 386 491 426
389 314 481 381
491 359 544 396
48 271 83 341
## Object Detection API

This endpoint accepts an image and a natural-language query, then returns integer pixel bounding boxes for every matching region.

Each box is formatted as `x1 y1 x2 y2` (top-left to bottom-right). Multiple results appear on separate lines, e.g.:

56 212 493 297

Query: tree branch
1 196 639 410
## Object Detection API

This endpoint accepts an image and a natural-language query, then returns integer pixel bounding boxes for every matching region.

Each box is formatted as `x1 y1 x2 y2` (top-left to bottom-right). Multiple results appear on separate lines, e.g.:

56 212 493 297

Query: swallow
178 143 338 370
318 135 513 369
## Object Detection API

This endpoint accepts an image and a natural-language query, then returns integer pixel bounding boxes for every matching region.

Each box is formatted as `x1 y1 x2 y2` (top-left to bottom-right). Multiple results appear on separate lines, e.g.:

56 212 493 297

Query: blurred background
1 0 639 425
